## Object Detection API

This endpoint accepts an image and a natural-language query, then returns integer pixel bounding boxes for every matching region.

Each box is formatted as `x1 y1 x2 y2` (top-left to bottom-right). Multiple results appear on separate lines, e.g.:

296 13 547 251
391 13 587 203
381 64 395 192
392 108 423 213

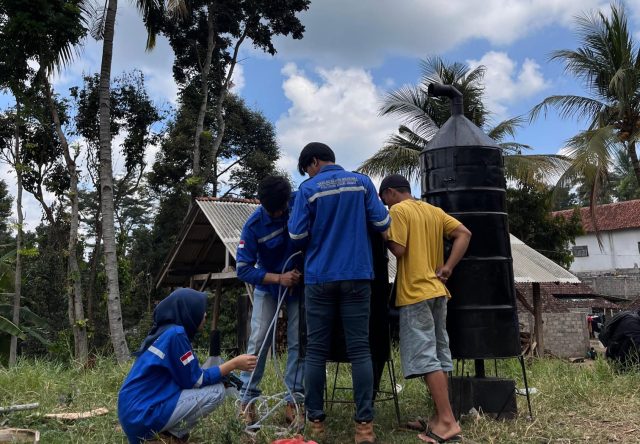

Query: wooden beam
516 288 534 314
532 282 544 357
192 232 219 270
191 271 236 281
156 212 198 289
199 272 212 291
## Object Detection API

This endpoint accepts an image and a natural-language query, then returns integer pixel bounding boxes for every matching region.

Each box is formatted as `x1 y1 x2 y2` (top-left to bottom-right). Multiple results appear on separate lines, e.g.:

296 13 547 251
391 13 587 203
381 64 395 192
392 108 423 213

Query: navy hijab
134 288 208 356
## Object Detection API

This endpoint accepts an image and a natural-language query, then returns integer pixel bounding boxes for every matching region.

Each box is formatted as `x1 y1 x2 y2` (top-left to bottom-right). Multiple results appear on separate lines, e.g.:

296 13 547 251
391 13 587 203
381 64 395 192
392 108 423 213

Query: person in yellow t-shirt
379 174 471 444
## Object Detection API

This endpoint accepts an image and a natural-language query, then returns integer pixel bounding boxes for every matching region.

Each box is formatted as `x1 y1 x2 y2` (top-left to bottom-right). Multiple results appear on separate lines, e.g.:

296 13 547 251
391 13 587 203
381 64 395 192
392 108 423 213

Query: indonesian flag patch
239 240 245 249
180 351 194 366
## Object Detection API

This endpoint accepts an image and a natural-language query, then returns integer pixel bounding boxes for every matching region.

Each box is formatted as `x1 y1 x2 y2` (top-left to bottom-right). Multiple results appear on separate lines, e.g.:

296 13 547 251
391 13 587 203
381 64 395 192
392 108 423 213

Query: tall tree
0 106 23 366
71 71 160 341
0 0 90 363
148 94 280 275
147 0 309 198
0 180 12 247
93 0 182 362
530 2 640 209
359 57 568 184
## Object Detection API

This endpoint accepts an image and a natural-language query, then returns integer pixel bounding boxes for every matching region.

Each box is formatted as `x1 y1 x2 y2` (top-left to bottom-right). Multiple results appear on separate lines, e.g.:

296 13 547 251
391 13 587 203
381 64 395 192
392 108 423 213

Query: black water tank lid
423 114 497 151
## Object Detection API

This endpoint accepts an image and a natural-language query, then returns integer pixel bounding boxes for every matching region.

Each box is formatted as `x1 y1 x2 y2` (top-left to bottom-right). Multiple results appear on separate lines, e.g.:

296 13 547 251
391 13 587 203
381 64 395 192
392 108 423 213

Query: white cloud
51 2 177 107
229 63 245 93
276 63 397 180
270 0 606 67
467 51 549 119
1 162 54 233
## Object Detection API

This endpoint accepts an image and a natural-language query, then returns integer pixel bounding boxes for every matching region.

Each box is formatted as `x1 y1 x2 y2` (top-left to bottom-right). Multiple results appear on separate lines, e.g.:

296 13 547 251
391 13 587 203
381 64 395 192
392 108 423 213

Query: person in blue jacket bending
288 142 390 444
118 288 256 443
236 175 304 427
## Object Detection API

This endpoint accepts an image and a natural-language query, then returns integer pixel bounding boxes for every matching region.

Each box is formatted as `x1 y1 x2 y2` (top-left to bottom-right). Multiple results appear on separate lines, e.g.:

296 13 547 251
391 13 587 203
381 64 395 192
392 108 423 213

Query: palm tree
530 2 640 205
359 57 566 185
93 0 186 363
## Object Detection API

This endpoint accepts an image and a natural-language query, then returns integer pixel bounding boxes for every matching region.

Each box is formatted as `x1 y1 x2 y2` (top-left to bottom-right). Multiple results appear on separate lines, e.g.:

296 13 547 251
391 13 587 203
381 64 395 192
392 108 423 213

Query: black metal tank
421 84 520 359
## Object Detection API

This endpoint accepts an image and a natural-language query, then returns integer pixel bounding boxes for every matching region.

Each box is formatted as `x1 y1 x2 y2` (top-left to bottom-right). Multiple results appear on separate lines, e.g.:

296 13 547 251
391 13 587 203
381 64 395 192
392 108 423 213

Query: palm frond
85 0 108 41
379 86 440 140
529 95 606 123
557 126 618 247
504 154 571 186
357 142 421 182
487 115 526 142
498 142 532 154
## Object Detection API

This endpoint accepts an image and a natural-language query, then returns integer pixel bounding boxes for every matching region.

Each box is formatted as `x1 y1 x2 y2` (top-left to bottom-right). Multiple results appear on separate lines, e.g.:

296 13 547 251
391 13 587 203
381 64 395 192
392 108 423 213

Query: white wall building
554 200 640 273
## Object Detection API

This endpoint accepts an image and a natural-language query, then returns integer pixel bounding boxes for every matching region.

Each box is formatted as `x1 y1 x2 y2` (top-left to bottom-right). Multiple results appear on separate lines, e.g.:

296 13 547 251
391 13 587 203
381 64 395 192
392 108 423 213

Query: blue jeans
240 288 304 403
304 280 374 422
161 383 226 439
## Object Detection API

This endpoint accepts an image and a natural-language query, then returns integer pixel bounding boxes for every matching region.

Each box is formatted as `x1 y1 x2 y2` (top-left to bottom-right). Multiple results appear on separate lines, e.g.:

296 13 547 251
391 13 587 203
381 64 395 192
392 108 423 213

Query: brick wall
577 270 640 301
519 311 590 358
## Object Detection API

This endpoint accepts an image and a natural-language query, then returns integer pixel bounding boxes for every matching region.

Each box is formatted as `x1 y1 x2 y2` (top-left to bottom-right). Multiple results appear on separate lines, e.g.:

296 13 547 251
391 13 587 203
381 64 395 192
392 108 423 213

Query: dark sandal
418 430 462 443
405 417 429 432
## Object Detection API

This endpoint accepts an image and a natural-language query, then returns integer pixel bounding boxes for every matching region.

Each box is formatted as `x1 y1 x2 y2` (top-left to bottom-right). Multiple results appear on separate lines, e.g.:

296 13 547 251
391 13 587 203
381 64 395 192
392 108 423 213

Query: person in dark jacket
288 142 390 444
236 176 304 426
118 288 256 443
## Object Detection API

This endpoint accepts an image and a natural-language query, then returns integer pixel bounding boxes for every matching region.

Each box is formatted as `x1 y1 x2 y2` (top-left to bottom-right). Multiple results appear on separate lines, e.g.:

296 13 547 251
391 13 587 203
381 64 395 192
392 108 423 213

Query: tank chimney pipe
427 83 463 116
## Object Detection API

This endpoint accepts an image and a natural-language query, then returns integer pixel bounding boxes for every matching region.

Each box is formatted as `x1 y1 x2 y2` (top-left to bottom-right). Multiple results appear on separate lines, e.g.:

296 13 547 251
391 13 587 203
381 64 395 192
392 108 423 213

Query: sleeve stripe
290 231 309 240
148 345 165 360
307 186 366 203
236 261 249 268
194 371 204 388
373 214 391 227
257 228 284 243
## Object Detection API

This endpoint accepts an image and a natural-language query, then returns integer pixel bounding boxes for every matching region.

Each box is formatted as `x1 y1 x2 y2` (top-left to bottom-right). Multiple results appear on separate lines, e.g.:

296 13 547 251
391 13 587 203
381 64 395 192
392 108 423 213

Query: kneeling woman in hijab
118 288 257 443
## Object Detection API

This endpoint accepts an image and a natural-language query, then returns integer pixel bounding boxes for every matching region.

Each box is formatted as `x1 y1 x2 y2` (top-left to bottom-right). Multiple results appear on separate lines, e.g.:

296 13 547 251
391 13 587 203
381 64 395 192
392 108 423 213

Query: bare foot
429 418 462 442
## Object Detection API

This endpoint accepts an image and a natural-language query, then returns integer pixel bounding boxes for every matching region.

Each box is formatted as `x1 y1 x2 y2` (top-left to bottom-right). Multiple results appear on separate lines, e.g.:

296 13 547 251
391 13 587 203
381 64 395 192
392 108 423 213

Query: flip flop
404 417 429 432
418 430 463 443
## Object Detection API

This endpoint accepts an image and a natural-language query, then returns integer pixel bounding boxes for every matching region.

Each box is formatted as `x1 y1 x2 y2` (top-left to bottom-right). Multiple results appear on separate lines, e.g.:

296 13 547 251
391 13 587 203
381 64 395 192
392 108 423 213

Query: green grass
0 352 639 443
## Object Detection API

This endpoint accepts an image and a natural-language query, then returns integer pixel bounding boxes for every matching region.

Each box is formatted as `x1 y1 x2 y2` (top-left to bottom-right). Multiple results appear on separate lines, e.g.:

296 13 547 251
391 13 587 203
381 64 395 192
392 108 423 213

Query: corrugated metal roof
510 234 579 283
387 234 580 284
160 199 580 287
196 199 259 259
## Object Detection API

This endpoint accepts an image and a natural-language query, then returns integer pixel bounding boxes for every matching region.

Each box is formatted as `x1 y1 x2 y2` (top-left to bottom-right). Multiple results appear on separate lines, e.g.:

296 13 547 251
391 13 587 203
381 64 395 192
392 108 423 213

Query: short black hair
297 142 335 175
257 176 291 213
390 186 411 194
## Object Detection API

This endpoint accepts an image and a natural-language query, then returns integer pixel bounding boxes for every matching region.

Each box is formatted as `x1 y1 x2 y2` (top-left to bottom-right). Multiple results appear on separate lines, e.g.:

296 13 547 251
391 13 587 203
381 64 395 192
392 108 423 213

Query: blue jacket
118 326 223 443
236 195 302 297
288 165 390 284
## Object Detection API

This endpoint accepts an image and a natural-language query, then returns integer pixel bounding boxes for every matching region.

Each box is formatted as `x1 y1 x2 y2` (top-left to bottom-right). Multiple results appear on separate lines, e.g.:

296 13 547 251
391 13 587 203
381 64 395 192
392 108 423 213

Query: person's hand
436 265 452 284
279 270 302 287
232 354 257 372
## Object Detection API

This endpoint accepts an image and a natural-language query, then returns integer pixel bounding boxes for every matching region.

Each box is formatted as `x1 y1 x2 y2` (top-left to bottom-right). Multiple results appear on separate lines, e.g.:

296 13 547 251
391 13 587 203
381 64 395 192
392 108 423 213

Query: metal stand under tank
422 83 532 419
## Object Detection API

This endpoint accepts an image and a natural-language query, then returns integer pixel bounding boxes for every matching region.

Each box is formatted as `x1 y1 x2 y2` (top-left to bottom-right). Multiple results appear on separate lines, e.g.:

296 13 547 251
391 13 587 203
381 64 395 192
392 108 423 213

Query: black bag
599 310 640 367
599 310 639 347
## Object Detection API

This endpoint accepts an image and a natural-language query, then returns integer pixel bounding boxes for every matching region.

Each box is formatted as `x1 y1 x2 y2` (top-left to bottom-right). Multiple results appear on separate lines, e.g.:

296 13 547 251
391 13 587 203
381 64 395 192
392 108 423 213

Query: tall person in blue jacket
236 176 305 427
118 288 256 443
288 143 390 444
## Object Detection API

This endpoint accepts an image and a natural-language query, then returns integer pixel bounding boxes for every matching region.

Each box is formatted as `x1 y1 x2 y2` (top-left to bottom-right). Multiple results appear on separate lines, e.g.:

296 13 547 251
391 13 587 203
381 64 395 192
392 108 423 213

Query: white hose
237 251 304 436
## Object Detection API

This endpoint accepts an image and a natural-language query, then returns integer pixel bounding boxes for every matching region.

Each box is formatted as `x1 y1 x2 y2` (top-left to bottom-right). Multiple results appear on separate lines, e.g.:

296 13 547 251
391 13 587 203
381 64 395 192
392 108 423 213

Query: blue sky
2 0 637 229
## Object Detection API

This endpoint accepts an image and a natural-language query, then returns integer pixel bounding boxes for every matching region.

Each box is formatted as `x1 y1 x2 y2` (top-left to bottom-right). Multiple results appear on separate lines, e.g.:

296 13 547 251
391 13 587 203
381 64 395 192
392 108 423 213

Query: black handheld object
209 329 221 356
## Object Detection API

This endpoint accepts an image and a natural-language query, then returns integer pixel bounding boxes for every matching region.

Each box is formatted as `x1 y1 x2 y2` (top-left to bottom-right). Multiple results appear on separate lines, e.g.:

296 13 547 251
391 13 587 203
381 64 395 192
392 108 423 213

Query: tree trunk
532 282 544 358
9 101 22 367
45 79 89 365
98 0 130 363
191 2 216 200
87 214 102 327
207 28 247 196
628 140 640 188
